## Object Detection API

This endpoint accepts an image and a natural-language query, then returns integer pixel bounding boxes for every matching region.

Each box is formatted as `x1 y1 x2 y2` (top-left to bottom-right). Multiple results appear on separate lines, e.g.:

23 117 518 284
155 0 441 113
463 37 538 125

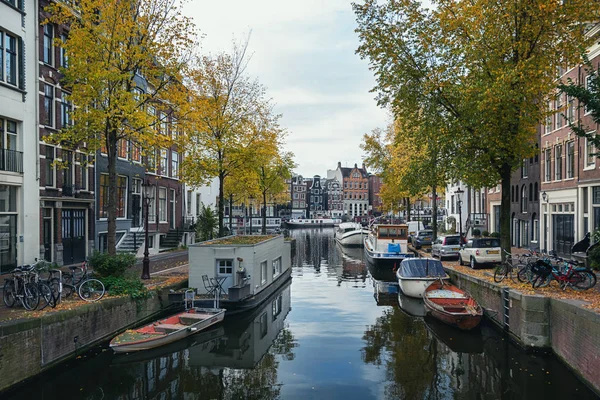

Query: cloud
184 1 389 176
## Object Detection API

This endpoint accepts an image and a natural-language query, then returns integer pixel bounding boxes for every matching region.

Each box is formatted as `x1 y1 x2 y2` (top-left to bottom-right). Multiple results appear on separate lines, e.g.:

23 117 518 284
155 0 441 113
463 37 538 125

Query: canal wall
0 281 186 393
445 268 600 395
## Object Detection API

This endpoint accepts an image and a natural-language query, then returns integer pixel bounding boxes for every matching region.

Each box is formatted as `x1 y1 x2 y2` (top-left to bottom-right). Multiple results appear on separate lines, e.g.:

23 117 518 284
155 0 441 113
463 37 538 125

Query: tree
179 38 274 237
46 0 196 255
196 203 217 241
354 0 599 256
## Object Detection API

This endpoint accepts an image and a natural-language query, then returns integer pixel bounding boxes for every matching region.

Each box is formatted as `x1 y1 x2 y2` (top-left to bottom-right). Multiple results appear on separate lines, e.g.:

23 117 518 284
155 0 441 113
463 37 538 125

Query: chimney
354 163 357 168
362 163 366 171
337 161 341 168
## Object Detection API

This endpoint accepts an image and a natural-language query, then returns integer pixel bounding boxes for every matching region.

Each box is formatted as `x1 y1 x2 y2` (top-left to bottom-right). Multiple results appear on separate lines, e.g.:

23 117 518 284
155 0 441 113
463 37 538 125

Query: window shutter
18 37 24 91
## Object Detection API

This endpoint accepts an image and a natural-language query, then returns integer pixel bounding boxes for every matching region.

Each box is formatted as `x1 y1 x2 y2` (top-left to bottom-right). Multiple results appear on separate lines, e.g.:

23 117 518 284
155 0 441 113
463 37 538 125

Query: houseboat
285 218 341 228
334 222 369 247
364 224 414 268
188 234 292 314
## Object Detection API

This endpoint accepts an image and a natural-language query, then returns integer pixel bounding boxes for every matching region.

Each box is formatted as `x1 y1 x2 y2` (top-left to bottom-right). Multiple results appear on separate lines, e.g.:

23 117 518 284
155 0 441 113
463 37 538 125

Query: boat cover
388 243 401 253
399 258 446 277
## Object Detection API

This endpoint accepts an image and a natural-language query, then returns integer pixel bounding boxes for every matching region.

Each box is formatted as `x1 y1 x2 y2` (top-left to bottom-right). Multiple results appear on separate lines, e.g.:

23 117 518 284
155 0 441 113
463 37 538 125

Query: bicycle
57 260 105 302
493 249 517 283
3 265 40 310
531 256 596 291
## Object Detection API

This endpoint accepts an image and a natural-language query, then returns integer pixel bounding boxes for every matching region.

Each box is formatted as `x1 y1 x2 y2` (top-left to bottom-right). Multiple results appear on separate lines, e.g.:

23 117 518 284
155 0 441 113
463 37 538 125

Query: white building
0 1 39 272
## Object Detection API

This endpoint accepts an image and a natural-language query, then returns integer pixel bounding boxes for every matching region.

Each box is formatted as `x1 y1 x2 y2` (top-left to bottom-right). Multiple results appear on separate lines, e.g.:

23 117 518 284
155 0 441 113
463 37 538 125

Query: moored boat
364 224 414 268
335 222 369 247
395 257 449 298
110 307 225 353
423 280 483 330
285 218 341 228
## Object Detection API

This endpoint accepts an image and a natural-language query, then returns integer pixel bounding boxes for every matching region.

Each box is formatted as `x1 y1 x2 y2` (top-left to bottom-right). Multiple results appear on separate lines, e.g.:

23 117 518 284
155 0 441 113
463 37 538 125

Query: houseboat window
399 229 406 237
389 228 397 236
378 227 389 237
217 259 233 274
259 312 268 338
260 260 268 284
272 257 282 277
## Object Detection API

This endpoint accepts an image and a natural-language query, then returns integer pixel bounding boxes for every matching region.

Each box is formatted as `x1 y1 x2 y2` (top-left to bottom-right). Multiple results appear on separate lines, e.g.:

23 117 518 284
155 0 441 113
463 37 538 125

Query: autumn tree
354 0 599 255
46 0 196 255
180 39 275 236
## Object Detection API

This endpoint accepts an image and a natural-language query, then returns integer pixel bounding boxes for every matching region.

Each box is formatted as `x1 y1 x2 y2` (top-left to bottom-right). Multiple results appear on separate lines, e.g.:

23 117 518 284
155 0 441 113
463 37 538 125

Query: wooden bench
154 323 186 333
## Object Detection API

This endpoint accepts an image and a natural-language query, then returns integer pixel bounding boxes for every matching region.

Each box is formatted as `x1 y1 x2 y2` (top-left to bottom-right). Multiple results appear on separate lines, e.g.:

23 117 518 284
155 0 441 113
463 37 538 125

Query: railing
182 216 196 231
0 149 23 173
469 213 488 226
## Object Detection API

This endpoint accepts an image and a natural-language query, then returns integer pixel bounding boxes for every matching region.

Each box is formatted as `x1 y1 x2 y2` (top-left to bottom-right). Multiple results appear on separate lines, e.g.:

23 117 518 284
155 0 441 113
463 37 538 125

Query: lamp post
455 188 464 242
141 180 154 280
249 195 254 235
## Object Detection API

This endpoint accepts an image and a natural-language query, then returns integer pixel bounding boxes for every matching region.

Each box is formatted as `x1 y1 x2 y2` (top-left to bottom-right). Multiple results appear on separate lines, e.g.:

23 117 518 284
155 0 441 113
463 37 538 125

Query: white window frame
585 134 596 170
554 144 562 181
566 141 575 179
260 260 268 285
158 186 167 223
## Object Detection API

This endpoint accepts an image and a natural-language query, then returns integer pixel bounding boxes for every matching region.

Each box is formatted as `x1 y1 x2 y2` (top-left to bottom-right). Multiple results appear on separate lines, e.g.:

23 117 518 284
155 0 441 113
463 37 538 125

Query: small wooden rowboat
423 280 482 330
110 308 225 353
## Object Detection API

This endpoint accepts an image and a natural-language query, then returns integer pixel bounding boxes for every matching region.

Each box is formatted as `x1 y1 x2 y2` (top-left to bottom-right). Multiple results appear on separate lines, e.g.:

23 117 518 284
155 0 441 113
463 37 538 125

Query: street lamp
455 188 464 242
141 180 154 279
249 195 254 235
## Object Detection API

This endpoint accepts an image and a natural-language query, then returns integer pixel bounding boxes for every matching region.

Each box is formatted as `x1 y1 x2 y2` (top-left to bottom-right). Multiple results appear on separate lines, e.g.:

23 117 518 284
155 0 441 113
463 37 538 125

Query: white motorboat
395 257 449 298
335 222 369 246
285 218 341 228
364 224 413 268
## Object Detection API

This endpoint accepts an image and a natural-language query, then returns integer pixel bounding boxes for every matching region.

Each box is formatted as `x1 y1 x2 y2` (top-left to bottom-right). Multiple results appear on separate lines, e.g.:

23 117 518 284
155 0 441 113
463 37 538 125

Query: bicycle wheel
22 283 40 310
516 264 533 283
494 264 508 283
47 277 61 301
78 279 105 302
62 282 75 298
571 270 596 291
38 282 56 310
532 272 552 288
3 280 16 308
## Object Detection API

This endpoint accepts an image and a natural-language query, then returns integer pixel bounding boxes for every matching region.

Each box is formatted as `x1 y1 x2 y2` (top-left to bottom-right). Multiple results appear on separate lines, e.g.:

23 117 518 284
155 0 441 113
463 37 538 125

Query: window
555 145 562 180
117 139 127 159
566 96 574 123
196 193 201 216
45 146 55 187
217 259 233 274
131 142 141 163
1 31 18 86
0 118 17 151
521 185 528 213
148 106 157 130
62 150 73 188
59 34 68 68
117 176 127 218
260 260 268 284
585 75 594 115
60 91 72 128
160 112 168 135
159 149 167 176
586 136 595 168
146 148 157 172
555 95 563 129
99 174 109 218
77 154 88 191
566 141 575 179
43 84 54 127
545 148 551 182
187 190 192 215
147 185 156 223
43 24 53 65
545 101 553 133
171 152 179 178
272 295 282 320
522 159 528 178
158 187 167 222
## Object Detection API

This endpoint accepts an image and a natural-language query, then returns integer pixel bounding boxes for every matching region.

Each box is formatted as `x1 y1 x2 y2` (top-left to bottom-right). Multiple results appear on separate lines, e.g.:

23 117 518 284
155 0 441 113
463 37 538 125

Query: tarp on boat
399 258 446 278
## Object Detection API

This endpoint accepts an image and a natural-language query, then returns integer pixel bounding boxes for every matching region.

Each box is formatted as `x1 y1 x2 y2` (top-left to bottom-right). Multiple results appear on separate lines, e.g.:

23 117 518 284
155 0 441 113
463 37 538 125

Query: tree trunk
218 173 225 237
432 185 438 241
406 198 411 222
500 162 512 261
262 191 267 234
107 129 118 255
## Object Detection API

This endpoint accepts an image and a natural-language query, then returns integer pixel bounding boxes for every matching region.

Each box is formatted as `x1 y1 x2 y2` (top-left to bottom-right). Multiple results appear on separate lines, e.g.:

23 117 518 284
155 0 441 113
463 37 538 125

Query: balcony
0 149 23 174
469 213 488 226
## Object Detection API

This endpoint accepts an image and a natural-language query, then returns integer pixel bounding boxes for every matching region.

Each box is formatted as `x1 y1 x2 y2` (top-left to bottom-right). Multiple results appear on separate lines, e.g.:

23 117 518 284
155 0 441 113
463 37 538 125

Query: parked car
459 238 501 269
413 229 433 249
431 235 462 260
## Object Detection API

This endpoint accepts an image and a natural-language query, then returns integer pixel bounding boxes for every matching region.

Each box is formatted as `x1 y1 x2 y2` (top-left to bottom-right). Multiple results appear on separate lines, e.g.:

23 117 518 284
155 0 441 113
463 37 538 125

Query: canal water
6 228 599 399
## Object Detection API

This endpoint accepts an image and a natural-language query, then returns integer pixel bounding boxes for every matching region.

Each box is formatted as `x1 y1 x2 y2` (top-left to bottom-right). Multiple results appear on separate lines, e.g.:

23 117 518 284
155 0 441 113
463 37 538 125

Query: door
62 209 86 265
216 259 234 294
170 189 176 229
131 194 141 227
43 210 52 261
552 214 574 256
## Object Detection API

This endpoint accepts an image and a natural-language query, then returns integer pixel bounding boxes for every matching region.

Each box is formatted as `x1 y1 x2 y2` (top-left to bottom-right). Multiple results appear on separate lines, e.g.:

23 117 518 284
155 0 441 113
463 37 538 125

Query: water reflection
6 281 294 400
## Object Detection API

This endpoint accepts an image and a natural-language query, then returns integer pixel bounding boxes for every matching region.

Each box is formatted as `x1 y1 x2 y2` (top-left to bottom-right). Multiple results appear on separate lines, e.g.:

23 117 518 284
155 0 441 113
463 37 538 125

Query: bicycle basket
531 260 552 277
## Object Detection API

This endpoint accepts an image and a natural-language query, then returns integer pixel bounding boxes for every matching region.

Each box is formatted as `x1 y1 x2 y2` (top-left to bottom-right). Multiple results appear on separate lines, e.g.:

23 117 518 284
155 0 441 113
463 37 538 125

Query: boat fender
188 327 198 332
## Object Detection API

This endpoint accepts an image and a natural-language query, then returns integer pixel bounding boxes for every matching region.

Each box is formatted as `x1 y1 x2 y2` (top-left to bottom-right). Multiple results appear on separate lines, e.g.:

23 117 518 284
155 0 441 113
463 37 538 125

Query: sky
184 0 389 178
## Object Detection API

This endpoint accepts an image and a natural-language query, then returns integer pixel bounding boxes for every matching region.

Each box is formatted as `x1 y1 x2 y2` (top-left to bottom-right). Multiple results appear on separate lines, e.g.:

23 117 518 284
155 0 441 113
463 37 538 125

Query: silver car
431 235 462 260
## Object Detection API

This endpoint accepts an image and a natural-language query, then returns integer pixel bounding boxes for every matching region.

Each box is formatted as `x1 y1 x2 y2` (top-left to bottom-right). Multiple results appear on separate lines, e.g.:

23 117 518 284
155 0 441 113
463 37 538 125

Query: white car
459 238 502 269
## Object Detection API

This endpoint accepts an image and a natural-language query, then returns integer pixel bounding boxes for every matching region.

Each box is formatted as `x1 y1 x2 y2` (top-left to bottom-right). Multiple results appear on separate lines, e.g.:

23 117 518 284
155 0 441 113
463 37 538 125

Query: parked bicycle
52 260 105 302
531 256 596 291
493 250 518 283
3 265 40 310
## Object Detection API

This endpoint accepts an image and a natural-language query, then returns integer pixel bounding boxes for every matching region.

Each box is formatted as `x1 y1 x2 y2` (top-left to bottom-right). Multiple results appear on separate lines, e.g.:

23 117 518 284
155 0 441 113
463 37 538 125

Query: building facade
334 162 369 219
0 0 38 272
368 174 383 216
